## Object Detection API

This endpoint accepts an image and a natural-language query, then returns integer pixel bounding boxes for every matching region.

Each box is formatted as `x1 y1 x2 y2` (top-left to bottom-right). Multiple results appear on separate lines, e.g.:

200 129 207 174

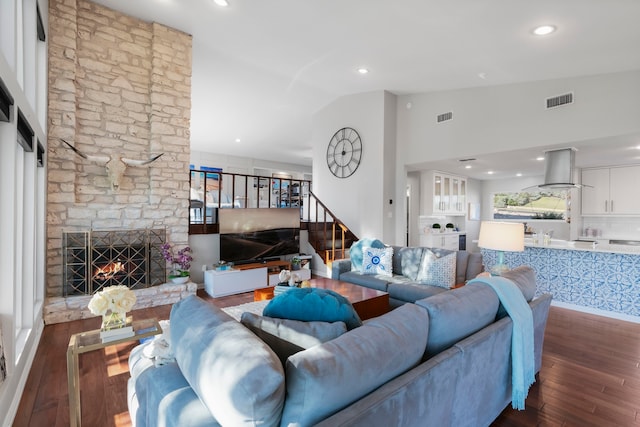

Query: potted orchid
161 243 193 284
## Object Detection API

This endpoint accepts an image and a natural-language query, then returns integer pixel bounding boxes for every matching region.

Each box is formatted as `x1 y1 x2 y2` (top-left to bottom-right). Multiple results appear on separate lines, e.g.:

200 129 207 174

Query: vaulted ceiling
93 0 640 169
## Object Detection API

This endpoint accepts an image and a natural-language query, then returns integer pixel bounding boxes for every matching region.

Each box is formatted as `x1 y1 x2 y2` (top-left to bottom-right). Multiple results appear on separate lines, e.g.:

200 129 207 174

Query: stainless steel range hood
537 148 582 189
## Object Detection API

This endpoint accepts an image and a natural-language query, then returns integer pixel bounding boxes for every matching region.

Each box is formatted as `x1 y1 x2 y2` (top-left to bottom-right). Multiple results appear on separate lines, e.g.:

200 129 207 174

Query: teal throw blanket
468 276 535 410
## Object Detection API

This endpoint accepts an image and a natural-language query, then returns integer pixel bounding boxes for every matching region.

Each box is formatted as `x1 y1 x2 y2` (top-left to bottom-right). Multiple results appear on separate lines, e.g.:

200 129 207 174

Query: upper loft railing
189 169 312 235
189 170 358 263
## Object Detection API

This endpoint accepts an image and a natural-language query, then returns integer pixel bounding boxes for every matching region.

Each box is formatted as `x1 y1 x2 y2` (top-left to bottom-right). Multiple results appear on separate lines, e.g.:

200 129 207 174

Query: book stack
100 317 134 343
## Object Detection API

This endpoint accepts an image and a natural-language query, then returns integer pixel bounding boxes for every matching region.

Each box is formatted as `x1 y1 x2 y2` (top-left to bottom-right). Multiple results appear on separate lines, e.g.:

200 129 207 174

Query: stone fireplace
62 228 166 296
45 0 195 324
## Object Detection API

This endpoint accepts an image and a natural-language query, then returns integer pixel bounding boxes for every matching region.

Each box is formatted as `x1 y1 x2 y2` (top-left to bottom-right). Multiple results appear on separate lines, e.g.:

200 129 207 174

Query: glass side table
67 317 161 427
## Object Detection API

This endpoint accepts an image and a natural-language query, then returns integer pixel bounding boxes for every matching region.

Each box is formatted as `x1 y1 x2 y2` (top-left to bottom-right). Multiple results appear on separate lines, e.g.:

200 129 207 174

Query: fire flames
94 261 126 281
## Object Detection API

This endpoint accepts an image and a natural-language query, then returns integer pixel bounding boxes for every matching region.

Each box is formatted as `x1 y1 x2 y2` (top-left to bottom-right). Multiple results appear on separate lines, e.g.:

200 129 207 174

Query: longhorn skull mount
61 139 164 191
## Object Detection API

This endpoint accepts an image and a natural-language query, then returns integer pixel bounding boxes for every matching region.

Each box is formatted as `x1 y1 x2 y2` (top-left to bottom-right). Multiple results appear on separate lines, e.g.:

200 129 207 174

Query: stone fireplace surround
45 0 195 324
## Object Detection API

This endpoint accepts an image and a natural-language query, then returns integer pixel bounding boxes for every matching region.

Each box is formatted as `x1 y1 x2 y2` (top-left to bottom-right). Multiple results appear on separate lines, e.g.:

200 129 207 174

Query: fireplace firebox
62 229 166 296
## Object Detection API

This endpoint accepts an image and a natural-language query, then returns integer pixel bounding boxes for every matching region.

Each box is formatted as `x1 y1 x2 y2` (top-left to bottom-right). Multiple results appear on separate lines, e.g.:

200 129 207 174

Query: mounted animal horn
61 139 164 191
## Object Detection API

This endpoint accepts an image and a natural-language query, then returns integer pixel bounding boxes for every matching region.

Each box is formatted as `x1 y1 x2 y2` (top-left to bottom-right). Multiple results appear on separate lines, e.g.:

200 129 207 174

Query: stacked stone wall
46 0 193 321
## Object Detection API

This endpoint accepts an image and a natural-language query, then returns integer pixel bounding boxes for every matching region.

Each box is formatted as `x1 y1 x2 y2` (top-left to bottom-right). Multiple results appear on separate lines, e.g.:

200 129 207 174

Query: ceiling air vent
546 92 574 109
437 111 453 123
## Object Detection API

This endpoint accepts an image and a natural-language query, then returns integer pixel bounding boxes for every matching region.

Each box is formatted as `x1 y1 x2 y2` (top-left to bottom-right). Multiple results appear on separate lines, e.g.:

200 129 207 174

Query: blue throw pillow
349 238 385 272
362 246 393 276
263 288 363 330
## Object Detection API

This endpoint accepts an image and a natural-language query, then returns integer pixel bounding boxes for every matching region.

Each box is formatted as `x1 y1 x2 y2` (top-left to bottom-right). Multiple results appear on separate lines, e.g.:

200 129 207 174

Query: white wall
313 90 395 240
396 71 640 168
390 70 640 247
464 178 482 252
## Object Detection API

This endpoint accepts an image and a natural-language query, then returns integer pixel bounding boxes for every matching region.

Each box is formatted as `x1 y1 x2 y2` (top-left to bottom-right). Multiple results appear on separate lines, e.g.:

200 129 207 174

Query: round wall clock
326 127 363 178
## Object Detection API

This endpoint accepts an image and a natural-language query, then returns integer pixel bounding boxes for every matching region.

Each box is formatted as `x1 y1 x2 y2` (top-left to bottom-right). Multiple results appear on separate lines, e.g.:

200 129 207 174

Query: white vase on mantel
170 276 189 284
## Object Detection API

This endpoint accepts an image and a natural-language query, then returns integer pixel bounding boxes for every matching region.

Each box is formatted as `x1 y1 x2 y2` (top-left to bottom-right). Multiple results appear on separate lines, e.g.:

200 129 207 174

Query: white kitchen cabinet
582 166 640 215
419 233 460 250
421 171 467 216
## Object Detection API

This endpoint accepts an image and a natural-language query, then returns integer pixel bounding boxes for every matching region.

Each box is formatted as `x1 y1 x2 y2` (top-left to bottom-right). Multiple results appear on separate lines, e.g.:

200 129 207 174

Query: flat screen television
219 208 300 264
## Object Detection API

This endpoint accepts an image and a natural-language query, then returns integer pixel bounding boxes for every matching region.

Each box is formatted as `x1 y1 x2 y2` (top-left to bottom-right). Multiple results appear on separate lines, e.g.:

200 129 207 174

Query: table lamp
477 221 524 275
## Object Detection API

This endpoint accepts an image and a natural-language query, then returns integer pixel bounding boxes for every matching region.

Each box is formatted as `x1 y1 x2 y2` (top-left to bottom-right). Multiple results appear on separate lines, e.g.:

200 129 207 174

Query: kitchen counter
524 238 640 254
481 245 640 321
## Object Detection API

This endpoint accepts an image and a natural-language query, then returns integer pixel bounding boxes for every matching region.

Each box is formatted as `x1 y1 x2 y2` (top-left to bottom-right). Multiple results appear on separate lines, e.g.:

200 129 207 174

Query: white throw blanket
468 276 535 410
142 319 175 367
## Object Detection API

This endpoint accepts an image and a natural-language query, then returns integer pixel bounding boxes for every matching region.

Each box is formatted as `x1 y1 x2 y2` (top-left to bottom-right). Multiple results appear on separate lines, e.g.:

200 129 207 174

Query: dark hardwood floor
13 289 640 426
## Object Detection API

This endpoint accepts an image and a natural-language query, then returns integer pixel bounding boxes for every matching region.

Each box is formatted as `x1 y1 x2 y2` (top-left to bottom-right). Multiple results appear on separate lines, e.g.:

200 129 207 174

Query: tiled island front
481 244 640 321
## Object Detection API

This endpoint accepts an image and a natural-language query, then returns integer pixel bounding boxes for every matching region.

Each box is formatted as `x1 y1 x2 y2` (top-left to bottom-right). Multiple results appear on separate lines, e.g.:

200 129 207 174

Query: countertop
524 238 640 255
422 230 466 235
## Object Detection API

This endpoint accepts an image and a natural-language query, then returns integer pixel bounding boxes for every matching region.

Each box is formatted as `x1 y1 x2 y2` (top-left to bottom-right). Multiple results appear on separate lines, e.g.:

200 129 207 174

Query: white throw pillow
362 246 394 276
417 250 457 288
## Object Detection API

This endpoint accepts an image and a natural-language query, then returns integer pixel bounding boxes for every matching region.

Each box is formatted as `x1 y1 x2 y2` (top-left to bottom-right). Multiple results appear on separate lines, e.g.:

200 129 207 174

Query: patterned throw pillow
417 250 457 288
362 246 393 276
350 238 386 272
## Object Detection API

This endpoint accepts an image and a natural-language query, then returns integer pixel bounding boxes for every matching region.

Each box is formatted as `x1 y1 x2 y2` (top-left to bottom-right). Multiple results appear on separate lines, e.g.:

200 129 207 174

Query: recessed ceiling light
465 165 472 169
213 0 229 7
532 25 556 36
487 171 494 175
357 68 369 75
536 156 545 161
235 138 241 143
516 173 523 177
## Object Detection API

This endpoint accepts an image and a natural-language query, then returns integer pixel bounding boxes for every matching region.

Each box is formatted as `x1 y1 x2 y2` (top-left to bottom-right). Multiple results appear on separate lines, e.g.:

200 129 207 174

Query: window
492 190 568 220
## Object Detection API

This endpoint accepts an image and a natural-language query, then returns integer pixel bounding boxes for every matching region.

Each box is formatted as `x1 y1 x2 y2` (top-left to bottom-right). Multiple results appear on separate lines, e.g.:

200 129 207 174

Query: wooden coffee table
253 277 389 320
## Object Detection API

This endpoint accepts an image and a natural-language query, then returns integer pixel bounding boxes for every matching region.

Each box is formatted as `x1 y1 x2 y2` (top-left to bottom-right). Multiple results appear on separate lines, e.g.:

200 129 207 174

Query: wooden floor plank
13 291 640 427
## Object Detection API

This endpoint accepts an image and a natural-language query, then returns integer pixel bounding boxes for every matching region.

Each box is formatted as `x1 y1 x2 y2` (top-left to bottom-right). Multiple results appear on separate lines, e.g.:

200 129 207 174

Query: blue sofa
332 244 484 308
128 266 551 427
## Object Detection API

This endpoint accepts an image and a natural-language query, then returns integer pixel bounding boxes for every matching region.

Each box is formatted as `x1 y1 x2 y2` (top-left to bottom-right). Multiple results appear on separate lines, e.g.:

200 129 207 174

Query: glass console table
67 317 161 427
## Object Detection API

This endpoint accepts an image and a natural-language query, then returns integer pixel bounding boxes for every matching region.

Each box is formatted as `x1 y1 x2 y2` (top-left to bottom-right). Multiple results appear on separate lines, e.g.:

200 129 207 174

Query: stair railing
304 191 358 263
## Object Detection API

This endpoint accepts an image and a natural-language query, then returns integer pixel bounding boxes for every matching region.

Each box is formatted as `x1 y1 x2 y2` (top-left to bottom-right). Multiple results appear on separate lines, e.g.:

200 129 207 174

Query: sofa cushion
362 246 393 276
465 252 484 280
417 249 457 288
171 295 285 427
500 266 536 301
415 282 500 358
280 303 429 426
349 238 385 272
386 281 448 303
496 266 537 319
240 312 347 365
455 250 470 284
393 246 424 281
134 363 220 427
338 271 390 291
263 287 363 330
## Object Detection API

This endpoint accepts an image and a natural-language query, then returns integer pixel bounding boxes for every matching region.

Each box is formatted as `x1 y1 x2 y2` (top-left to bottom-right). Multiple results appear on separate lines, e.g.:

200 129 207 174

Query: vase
101 310 127 331
170 276 189 284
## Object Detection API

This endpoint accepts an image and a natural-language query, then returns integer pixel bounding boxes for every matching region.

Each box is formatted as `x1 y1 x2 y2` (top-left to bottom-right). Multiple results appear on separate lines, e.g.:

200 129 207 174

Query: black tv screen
219 208 300 264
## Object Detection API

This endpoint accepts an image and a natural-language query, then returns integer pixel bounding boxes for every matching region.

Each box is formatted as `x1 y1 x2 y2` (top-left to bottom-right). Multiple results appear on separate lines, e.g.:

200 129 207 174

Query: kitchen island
481 240 640 322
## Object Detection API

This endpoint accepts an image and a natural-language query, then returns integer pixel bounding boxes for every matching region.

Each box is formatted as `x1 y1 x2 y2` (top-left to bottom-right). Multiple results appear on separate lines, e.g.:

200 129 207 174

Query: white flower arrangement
88 285 136 316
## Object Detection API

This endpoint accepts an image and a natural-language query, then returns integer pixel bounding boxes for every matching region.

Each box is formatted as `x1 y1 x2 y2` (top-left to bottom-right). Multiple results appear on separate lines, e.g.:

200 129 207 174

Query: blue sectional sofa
332 243 484 307
128 266 551 427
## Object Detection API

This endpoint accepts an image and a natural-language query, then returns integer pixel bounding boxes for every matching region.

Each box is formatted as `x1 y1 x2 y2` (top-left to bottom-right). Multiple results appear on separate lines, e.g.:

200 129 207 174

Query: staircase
303 191 358 265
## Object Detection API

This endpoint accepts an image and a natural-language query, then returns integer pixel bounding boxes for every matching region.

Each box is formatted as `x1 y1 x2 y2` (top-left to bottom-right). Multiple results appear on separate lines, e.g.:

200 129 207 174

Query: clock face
326 127 362 178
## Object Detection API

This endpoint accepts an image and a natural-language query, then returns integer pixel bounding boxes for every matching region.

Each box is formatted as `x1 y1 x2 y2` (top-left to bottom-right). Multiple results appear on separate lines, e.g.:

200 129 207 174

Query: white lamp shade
477 221 524 252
